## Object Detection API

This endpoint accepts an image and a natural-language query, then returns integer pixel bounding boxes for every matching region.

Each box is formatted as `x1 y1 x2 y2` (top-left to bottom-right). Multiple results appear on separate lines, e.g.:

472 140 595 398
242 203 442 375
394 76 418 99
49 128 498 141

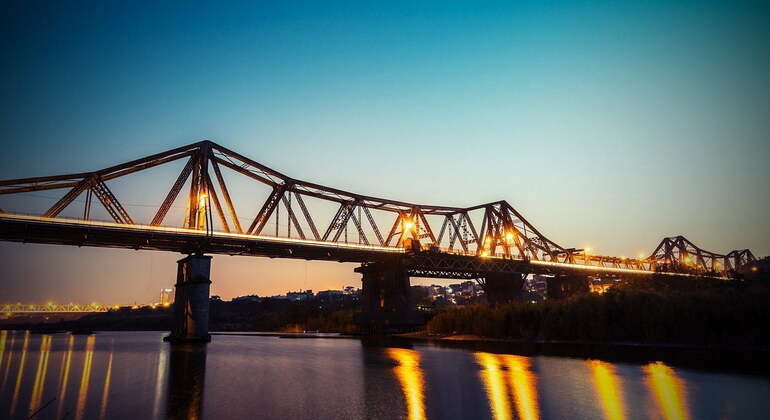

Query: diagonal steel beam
249 185 286 235
205 173 230 233
151 157 194 226
293 191 320 240
417 212 436 244
43 178 92 218
91 177 134 224
211 158 242 233
362 206 384 246
281 194 305 239
349 211 369 245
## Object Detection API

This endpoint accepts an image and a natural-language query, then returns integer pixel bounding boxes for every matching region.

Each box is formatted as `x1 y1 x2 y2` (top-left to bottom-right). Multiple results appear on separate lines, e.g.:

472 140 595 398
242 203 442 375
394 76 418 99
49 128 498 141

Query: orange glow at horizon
386 348 427 420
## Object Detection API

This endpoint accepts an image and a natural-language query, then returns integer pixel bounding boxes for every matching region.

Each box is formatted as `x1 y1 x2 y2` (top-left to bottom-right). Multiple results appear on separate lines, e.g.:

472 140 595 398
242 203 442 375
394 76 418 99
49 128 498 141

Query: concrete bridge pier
165 254 212 343
482 272 525 305
355 262 422 332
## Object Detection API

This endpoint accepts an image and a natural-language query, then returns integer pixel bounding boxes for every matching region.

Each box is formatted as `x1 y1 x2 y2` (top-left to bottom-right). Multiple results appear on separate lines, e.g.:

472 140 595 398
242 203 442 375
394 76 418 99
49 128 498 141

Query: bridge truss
0 141 756 277
2 303 110 314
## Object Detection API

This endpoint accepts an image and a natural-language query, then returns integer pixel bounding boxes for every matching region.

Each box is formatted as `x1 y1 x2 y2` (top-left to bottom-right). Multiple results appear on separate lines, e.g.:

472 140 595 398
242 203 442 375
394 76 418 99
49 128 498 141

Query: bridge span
0 140 756 339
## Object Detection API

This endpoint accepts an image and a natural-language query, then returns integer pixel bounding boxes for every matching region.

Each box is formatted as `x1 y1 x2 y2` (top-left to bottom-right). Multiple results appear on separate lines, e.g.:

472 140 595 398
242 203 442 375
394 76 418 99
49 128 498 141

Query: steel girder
0 140 755 278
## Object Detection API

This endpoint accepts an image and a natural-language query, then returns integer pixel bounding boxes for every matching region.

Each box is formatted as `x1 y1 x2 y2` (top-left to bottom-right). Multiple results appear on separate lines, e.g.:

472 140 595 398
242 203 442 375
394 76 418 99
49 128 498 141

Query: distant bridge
2 303 111 314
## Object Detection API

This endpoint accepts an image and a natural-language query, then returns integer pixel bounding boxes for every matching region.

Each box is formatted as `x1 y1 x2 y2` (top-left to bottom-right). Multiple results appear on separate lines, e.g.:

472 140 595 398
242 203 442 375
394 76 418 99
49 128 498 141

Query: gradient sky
1 1 769 304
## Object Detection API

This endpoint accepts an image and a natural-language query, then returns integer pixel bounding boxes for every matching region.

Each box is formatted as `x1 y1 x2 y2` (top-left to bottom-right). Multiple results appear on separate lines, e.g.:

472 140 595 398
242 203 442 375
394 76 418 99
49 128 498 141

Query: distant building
428 285 447 300
159 288 174 305
527 275 550 299
589 277 618 295
287 290 314 301
232 294 262 303
316 290 344 301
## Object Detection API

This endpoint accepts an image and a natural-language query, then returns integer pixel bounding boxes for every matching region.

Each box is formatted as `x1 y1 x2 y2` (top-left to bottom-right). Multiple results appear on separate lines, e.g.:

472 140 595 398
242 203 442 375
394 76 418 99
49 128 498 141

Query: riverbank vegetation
427 275 770 346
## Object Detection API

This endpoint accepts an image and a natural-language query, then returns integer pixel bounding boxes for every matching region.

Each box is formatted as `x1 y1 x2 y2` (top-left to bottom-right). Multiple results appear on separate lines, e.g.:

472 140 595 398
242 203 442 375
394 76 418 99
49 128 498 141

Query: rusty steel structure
0 140 756 278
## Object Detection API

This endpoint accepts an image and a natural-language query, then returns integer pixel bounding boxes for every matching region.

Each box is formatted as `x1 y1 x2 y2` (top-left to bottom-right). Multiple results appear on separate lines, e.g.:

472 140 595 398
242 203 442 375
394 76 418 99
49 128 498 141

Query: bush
426 284 770 346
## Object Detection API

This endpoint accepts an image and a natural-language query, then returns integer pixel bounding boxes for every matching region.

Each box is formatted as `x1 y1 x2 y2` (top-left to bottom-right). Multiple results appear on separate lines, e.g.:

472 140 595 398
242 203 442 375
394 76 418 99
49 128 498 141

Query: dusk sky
1 1 768 304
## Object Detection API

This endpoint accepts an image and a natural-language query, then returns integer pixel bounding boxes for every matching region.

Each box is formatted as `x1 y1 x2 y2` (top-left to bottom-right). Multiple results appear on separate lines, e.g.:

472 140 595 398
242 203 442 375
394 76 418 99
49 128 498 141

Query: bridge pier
546 274 589 300
165 254 212 343
482 272 525 305
355 262 422 332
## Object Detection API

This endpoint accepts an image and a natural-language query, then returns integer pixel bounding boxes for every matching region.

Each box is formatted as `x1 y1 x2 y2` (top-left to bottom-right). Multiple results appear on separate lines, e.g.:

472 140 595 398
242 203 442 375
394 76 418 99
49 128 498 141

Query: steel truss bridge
1 303 110 314
0 140 755 279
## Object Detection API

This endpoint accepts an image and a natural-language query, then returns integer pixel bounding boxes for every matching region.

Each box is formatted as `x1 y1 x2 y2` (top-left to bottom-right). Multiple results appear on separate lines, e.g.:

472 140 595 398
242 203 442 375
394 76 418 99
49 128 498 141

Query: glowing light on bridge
386 348 426 420
1 302 112 314
644 362 690 420
588 360 626 420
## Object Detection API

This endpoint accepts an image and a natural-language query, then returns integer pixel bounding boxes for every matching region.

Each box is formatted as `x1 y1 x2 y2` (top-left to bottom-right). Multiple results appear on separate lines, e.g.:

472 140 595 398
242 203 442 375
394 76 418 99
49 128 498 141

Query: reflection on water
75 335 96 420
28 335 52 416
152 341 168 419
476 353 540 420
56 334 75 419
99 345 114 420
502 355 540 420
588 360 626 420
166 344 206 420
0 331 13 391
0 331 766 419
386 348 427 420
9 330 29 416
476 352 512 420
644 362 690 420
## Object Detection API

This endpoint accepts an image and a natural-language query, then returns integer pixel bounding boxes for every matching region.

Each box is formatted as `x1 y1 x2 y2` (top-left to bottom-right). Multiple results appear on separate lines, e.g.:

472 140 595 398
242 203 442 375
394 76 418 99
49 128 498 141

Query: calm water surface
0 330 768 419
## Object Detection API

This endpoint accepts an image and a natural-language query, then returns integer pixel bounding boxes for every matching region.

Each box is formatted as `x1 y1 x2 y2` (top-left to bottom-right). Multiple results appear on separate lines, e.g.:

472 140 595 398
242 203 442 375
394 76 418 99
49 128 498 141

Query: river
0 330 768 419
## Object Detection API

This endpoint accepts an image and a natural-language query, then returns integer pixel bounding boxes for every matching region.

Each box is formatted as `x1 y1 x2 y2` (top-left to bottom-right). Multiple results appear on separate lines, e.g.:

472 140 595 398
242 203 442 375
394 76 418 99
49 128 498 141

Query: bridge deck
0 213 700 278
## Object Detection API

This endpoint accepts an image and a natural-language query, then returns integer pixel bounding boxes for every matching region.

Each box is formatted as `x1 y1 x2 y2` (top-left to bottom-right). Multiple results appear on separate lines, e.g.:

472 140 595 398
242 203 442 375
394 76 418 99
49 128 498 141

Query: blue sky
1 1 768 302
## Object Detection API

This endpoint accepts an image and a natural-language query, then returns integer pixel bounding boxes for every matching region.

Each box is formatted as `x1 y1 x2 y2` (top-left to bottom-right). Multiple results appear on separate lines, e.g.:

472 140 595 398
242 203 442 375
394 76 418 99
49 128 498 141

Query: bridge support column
547 274 589 300
482 272 525 305
165 254 212 343
355 262 422 332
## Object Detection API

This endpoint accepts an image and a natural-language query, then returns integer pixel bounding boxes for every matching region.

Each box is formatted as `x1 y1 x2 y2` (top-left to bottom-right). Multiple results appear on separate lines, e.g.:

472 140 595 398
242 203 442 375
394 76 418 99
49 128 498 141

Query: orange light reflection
28 335 53 416
501 355 540 420
9 330 30 417
644 362 690 420
386 348 427 420
75 335 96 420
588 360 626 420
475 352 511 420
56 334 75 419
